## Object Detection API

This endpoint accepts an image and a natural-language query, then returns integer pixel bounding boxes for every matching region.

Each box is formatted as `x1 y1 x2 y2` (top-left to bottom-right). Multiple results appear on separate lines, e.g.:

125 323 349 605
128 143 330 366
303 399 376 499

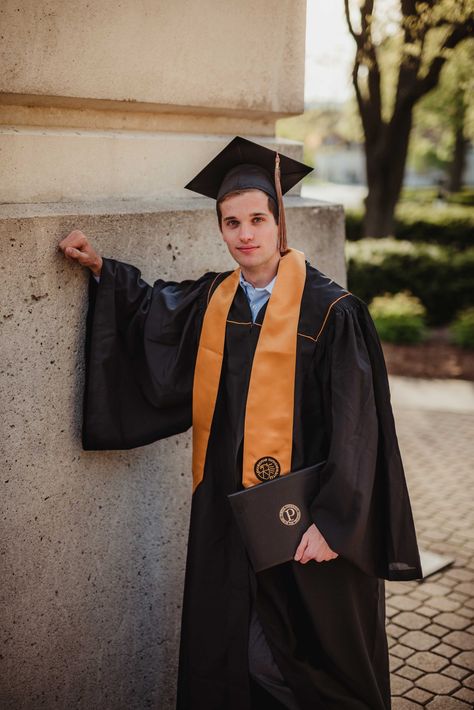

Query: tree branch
343 0 362 47
413 20 474 101
344 0 382 139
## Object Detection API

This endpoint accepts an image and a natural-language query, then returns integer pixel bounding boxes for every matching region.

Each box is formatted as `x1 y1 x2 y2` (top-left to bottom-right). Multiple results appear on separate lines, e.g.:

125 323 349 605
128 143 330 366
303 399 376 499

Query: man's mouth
238 246 259 252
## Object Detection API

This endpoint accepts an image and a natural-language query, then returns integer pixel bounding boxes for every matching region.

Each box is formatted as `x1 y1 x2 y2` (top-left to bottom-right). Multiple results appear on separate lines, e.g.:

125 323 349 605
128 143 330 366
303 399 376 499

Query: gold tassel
274 152 288 254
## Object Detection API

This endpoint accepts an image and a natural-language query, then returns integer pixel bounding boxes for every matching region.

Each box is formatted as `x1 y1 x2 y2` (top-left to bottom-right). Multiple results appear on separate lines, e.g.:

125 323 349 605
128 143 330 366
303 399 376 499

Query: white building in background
313 142 474 187
314 141 366 185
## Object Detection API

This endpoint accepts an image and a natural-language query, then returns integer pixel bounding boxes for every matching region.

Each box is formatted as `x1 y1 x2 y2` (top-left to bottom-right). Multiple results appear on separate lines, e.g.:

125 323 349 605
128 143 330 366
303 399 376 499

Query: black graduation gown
82 256 422 710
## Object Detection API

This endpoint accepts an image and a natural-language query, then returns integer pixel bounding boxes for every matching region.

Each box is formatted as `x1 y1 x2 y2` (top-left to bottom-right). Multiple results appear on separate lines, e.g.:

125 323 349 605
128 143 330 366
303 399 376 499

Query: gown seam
207 272 223 305
314 292 352 342
209 272 354 347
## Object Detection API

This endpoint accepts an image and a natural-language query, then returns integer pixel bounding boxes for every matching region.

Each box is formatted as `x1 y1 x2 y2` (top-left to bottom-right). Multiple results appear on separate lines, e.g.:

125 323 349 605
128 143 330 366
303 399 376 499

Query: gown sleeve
82 256 216 451
310 296 423 581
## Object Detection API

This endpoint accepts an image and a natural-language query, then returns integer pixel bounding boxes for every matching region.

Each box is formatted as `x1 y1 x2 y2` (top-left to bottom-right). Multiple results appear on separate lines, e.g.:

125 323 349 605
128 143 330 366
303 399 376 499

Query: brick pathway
387 376 474 709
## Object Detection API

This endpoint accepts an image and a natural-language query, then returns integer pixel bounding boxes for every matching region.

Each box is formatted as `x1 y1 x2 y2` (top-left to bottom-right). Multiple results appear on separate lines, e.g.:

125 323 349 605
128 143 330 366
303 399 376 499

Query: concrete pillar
1 3 346 708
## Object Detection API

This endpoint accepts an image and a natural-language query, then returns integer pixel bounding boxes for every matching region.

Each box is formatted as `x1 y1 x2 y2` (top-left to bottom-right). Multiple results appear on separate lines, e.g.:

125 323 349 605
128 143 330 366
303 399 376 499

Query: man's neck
240 254 281 288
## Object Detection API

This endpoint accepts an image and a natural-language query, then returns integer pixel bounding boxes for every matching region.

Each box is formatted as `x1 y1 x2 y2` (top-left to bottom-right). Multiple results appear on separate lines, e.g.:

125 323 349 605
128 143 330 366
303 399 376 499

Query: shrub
345 203 473 249
346 238 474 326
449 307 474 349
400 186 474 206
395 203 473 249
368 291 428 344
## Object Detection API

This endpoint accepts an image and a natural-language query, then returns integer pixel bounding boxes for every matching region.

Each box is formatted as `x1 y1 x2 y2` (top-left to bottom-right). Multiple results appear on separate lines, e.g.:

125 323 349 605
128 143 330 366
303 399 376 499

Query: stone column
0 2 345 708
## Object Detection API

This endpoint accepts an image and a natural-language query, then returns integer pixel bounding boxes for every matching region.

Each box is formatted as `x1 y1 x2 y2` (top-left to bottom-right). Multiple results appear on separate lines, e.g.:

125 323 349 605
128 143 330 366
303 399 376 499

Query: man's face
219 189 279 270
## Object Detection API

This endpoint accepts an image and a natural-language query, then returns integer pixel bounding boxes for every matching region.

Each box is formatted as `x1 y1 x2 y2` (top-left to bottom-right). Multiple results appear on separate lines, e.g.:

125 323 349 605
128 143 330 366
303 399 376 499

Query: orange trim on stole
191 248 307 493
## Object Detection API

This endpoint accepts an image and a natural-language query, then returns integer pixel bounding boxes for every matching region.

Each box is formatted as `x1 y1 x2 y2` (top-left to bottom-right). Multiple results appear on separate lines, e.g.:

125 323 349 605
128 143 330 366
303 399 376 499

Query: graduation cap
184 136 313 253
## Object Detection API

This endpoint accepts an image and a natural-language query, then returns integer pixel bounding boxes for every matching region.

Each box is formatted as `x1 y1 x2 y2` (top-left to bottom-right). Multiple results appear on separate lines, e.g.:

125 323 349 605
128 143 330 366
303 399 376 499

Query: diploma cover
227 460 327 572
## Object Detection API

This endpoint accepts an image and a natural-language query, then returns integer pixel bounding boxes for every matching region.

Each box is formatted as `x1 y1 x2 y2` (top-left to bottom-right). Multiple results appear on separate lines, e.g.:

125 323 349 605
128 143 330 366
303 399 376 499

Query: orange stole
191 248 307 493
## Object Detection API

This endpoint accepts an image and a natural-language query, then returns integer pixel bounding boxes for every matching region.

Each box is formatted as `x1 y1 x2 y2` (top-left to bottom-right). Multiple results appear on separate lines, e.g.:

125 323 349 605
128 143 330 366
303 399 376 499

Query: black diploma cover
227 460 327 572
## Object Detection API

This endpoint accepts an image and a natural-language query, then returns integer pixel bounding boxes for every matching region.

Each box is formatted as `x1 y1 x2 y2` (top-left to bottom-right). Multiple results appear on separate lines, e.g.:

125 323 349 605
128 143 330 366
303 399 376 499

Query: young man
58 136 422 710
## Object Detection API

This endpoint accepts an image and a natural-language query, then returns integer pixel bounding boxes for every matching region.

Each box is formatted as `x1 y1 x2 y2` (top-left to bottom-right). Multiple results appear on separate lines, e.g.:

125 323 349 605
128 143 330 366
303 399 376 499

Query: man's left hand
294 523 339 564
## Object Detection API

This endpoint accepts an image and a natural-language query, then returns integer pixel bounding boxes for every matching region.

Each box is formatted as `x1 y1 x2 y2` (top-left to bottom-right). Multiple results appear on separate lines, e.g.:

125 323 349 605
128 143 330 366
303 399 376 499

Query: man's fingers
300 541 319 564
294 524 340 564
58 234 81 252
300 545 339 564
65 246 90 264
58 230 88 254
294 536 308 562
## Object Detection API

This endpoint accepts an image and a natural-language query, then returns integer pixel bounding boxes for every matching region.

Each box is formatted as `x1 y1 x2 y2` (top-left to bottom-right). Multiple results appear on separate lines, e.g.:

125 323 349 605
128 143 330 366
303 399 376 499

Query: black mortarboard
184 136 313 253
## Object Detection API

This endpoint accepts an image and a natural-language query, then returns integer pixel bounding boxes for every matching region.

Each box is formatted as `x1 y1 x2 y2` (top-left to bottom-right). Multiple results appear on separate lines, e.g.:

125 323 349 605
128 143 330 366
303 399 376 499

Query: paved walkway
387 375 474 709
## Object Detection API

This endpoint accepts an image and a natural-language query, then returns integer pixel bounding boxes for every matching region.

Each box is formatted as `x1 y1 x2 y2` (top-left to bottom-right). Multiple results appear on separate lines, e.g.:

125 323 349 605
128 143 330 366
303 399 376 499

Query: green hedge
368 291 428 344
400 187 474 206
449 307 474 349
345 203 473 250
346 238 474 326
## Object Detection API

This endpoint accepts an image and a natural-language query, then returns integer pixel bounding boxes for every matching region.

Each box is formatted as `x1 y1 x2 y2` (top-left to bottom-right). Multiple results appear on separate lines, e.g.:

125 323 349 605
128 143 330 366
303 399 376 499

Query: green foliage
345 201 474 249
447 190 474 206
395 202 474 248
400 186 474 206
449 307 474 349
346 238 474 326
368 291 428 344
409 40 474 175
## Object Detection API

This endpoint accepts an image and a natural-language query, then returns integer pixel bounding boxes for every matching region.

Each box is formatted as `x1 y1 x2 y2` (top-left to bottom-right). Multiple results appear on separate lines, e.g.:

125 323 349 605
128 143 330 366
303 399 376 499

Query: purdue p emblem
279 504 301 526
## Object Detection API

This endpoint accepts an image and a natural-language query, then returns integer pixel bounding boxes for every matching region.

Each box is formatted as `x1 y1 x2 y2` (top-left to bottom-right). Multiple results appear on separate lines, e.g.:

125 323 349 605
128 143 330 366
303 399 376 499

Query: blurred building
313 139 474 187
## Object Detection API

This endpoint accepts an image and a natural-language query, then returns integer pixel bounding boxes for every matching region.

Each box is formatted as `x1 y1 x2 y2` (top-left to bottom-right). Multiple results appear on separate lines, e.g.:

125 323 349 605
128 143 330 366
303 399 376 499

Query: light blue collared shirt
239 271 276 322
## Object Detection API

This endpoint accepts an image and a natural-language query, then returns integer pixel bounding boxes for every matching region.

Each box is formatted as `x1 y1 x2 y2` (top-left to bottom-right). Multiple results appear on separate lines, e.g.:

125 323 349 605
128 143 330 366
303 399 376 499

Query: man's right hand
58 230 103 277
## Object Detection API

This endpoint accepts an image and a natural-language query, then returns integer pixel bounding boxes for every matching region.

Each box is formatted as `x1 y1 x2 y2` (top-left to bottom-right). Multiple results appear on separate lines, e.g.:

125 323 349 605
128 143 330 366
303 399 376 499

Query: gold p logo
279 504 301 526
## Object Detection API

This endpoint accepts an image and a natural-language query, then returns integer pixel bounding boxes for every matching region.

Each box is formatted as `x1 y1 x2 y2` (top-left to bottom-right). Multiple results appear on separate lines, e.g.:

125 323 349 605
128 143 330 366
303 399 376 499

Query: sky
305 0 400 106
304 0 354 105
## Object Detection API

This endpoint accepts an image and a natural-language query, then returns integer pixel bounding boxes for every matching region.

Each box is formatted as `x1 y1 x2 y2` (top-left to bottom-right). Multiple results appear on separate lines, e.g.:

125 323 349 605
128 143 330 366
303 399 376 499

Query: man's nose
239 227 254 242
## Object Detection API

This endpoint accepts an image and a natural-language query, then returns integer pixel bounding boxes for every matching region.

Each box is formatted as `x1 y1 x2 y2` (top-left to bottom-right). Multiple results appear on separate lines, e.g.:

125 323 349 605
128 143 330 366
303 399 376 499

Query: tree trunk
363 110 413 238
363 181 399 237
447 124 468 193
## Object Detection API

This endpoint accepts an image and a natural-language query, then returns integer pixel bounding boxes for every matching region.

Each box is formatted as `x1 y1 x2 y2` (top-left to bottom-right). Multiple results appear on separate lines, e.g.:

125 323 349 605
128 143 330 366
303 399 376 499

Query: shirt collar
239 271 277 295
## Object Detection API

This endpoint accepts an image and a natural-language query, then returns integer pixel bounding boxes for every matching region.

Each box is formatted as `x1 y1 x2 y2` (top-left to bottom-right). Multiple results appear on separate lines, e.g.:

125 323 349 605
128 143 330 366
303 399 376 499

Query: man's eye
227 220 238 227
253 217 263 223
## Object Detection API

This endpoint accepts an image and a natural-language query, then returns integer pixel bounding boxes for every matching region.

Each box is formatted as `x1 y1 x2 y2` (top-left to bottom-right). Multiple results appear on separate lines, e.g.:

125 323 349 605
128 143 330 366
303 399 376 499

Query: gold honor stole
191 247 307 493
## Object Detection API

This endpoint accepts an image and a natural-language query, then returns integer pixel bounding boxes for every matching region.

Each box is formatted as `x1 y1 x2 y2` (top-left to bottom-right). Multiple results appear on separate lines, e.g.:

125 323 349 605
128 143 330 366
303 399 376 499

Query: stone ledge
0 132 310 203
0 194 345 220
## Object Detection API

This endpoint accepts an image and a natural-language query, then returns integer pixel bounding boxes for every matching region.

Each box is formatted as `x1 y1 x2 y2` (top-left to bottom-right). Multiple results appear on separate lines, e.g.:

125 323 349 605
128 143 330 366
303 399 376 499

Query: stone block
394 612 430 631
408 651 449 673
399 631 439 652
443 631 474 652
415 673 460 695
426 697 471 709
434 614 471 631
0 196 345 709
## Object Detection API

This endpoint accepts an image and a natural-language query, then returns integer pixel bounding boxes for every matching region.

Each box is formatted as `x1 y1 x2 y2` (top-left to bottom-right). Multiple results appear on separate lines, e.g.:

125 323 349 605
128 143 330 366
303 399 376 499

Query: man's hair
216 188 279 231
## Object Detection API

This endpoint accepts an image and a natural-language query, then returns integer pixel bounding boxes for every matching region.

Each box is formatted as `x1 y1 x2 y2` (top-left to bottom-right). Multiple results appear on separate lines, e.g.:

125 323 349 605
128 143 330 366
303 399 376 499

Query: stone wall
0 2 348 707
0 198 346 709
